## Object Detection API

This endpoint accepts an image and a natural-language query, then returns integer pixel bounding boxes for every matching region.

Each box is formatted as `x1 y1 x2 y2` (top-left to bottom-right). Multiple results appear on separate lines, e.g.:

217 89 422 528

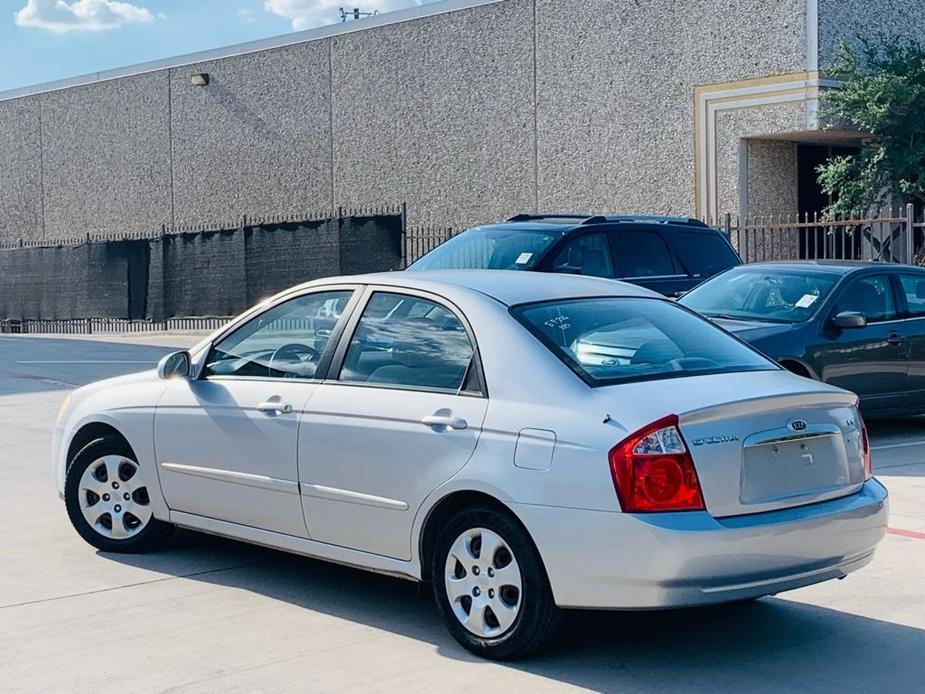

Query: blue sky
1 0 431 92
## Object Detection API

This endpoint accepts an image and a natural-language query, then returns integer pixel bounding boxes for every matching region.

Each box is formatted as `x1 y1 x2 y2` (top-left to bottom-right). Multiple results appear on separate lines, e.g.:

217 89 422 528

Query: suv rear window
672 231 739 278
408 226 566 271
511 297 774 386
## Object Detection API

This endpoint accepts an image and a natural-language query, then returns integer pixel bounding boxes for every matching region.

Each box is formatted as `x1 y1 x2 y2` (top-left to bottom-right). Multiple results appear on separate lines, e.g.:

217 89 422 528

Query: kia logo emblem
789 419 808 432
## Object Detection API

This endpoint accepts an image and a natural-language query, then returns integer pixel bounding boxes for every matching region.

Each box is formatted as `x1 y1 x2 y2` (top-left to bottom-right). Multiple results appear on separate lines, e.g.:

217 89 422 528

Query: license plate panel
741 435 851 504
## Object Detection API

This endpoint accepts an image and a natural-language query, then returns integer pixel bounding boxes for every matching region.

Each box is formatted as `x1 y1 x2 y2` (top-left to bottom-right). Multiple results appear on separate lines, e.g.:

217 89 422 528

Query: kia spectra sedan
53 271 888 659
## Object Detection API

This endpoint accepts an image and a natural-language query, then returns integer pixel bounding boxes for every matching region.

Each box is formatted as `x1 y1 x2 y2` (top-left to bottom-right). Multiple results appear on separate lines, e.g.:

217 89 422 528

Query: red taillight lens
608 414 705 513
861 419 872 480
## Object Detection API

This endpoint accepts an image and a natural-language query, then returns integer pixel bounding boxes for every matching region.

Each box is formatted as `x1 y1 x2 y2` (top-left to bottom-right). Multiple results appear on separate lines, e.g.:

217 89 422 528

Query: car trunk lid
597 371 865 517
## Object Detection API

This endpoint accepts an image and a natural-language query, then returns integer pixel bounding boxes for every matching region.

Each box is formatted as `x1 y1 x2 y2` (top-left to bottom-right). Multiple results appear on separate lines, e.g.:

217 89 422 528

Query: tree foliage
818 38 925 218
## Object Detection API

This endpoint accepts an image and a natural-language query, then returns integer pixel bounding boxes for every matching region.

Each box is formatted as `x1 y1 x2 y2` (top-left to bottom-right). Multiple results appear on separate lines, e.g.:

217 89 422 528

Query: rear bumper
514 478 888 609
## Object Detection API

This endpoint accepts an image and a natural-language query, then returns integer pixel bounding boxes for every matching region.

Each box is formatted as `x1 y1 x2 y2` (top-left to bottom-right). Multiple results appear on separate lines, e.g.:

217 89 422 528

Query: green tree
817 38 925 218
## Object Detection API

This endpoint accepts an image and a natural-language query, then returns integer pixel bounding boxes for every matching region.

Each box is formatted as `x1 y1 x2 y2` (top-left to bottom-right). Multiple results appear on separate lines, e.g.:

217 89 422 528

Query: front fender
54 373 170 520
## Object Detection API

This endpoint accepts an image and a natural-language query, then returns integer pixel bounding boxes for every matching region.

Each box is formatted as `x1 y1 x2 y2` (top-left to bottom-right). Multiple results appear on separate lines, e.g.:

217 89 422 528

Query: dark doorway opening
797 144 860 258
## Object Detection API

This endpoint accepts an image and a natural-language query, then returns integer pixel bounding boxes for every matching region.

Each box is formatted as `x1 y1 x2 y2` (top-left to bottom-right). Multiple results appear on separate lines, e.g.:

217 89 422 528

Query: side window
203 290 353 379
672 232 739 278
611 232 677 278
899 274 925 318
835 275 896 323
340 292 475 392
550 233 615 278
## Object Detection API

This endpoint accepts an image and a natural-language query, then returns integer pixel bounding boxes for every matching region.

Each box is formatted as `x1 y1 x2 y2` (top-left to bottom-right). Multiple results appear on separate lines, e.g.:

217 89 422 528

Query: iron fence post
906 203 915 264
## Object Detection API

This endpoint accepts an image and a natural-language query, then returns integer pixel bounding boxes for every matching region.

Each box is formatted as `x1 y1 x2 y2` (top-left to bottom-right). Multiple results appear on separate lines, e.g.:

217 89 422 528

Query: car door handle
421 415 468 430
256 400 293 414
886 334 906 345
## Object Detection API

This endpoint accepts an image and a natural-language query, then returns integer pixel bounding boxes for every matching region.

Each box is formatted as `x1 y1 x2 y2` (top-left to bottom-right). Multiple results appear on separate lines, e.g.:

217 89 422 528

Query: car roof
301 269 662 306
462 214 715 235
737 260 905 274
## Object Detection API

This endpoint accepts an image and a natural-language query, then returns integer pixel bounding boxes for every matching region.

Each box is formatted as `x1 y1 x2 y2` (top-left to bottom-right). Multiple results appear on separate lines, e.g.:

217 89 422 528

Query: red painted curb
888 527 925 540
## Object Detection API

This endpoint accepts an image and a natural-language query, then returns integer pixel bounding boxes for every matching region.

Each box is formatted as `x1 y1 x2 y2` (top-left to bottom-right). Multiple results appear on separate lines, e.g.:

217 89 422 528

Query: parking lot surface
1 334 923 693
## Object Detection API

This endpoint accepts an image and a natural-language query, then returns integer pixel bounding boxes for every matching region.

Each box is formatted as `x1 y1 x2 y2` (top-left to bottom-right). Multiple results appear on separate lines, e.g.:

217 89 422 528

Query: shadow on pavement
101 530 925 692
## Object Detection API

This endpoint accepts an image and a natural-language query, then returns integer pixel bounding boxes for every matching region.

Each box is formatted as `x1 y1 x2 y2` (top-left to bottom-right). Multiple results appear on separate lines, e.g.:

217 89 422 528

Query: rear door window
339 292 476 393
671 232 739 279
898 274 925 318
610 231 677 279
550 233 615 278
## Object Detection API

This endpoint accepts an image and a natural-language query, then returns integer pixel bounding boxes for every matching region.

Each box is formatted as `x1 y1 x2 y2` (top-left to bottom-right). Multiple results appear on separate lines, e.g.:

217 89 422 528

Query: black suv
407 214 741 296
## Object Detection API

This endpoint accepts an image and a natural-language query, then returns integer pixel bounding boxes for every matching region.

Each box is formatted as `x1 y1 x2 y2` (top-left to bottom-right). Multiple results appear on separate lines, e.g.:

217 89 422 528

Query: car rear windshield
671 231 739 278
408 226 567 271
679 267 840 323
511 297 775 386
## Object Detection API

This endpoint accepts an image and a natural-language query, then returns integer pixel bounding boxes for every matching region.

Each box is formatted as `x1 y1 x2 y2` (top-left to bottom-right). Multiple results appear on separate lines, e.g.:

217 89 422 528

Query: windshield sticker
795 294 818 308
515 252 533 265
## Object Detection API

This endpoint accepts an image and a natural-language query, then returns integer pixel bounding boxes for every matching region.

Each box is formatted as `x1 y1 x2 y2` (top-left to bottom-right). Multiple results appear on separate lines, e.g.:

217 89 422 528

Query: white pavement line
871 440 925 451
16 360 155 364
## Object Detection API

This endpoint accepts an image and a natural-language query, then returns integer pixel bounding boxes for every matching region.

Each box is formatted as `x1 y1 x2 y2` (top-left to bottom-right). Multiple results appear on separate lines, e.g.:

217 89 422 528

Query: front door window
204 290 353 380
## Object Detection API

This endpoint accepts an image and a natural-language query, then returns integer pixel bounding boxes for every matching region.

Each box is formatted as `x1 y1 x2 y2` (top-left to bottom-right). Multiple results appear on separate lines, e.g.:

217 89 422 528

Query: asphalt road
1 334 924 693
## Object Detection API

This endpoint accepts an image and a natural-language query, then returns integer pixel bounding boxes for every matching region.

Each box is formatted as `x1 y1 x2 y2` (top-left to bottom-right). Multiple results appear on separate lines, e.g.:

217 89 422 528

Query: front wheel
431 506 563 659
64 436 173 553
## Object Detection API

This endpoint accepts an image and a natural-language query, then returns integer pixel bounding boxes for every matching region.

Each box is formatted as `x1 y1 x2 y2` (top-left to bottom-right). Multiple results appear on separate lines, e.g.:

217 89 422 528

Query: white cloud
237 7 258 23
14 0 157 34
263 0 421 31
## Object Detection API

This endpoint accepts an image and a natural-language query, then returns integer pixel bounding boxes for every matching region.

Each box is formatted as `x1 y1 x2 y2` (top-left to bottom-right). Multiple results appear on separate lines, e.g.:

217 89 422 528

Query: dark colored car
679 261 925 416
408 214 741 296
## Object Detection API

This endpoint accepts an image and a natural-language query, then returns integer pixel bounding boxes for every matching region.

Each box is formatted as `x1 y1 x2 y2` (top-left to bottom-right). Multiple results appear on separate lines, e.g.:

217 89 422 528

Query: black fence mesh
0 213 402 321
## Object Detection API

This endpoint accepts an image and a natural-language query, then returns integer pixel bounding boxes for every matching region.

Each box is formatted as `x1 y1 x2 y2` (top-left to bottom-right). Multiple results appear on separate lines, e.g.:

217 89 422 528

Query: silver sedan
53 270 888 659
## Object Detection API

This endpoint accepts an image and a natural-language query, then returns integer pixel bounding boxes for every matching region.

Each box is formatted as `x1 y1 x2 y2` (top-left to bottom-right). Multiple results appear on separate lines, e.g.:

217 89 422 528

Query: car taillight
861 418 872 480
608 414 705 513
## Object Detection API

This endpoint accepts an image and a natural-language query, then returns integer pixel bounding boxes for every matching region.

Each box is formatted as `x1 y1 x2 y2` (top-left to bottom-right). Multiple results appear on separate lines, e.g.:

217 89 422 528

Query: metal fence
729 204 923 265
401 225 456 266
0 316 230 335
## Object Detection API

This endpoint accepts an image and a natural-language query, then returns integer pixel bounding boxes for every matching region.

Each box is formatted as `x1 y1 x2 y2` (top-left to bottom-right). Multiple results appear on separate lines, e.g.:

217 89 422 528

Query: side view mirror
832 311 867 329
157 350 192 380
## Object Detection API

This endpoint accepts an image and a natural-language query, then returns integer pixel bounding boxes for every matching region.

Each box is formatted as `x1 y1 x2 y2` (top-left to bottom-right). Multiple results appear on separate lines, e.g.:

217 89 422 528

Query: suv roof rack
604 215 709 228
505 213 608 225
505 213 710 228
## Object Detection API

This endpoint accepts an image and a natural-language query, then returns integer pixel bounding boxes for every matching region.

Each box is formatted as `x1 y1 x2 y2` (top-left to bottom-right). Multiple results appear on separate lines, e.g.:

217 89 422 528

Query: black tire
64 436 173 553
431 505 564 660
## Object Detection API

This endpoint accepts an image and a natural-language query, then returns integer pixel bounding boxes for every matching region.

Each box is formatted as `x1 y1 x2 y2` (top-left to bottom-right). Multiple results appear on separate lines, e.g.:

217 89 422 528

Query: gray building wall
0 0 921 247
0 97 42 243
817 0 925 67
40 73 172 240
535 0 806 217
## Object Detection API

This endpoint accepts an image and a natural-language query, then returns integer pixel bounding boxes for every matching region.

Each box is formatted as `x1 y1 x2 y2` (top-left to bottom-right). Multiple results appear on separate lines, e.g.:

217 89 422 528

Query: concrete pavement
1 334 923 693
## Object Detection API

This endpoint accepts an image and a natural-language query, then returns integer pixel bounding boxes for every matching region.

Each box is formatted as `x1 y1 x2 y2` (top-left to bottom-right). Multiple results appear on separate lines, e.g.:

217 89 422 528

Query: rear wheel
64 436 173 553
431 506 563 659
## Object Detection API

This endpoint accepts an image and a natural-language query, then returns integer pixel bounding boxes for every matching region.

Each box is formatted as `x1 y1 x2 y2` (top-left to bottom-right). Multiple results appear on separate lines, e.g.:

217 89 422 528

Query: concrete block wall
0 97 42 243
331 0 536 229
535 0 806 216
170 42 334 226
40 73 172 240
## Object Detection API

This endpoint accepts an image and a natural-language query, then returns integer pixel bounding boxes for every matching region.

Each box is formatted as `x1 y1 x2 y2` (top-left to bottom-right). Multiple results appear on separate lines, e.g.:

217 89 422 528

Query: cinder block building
0 0 921 320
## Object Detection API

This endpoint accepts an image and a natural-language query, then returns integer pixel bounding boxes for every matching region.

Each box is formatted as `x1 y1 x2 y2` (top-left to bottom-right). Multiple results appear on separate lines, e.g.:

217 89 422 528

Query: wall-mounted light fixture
191 73 210 86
